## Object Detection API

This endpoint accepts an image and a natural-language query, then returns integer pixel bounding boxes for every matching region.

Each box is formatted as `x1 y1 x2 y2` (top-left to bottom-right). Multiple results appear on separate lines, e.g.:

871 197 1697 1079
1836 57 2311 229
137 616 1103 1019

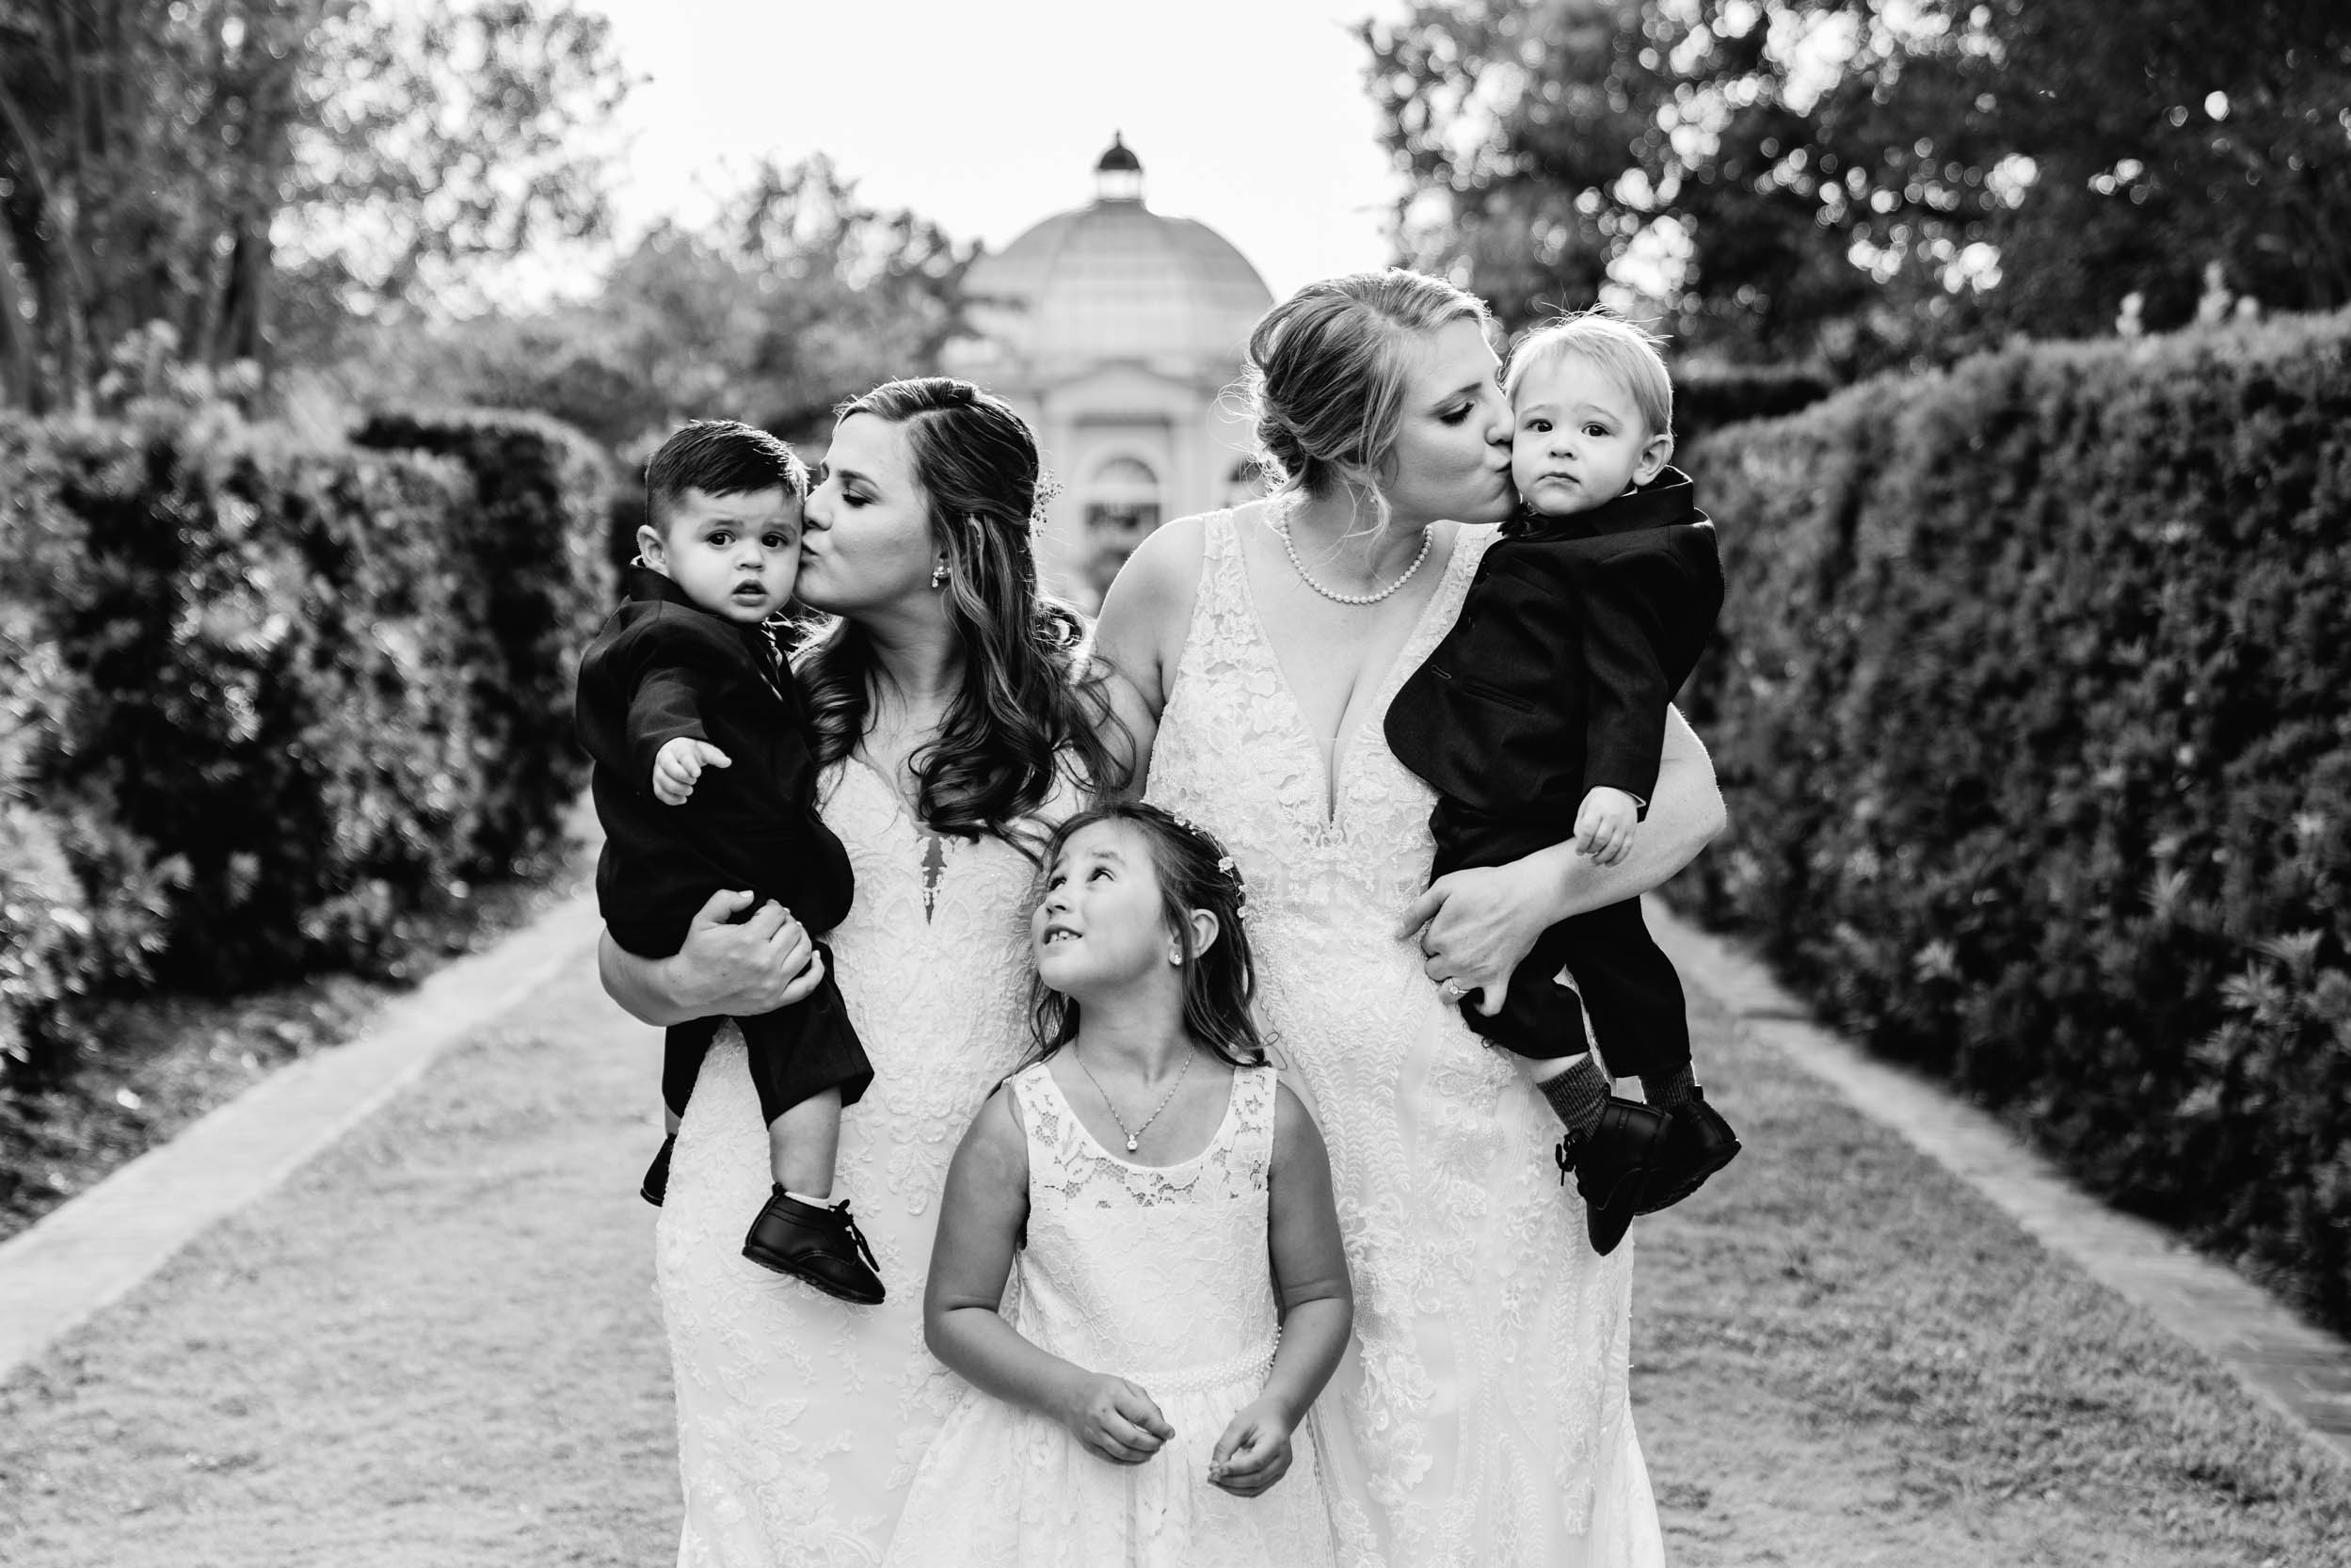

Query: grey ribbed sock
1649 1063 1697 1112
1537 1056 1610 1139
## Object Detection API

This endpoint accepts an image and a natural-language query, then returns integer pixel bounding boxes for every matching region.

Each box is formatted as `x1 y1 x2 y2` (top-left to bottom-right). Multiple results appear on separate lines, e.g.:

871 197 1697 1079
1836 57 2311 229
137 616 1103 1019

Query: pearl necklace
1271 497 1433 606
1075 1048 1195 1154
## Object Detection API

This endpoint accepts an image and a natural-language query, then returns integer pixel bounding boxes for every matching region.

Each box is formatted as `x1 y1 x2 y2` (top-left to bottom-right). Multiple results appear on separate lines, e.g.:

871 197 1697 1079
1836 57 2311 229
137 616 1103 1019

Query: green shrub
0 403 613 1071
0 427 179 1072
352 410 616 872
1678 312 2351 1328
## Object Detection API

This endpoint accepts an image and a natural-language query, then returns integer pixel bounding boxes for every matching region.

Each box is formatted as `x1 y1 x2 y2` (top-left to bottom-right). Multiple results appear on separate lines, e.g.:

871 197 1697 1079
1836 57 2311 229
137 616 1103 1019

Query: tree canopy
0 0 629 411
381 153 974 455
1365 0 2351 369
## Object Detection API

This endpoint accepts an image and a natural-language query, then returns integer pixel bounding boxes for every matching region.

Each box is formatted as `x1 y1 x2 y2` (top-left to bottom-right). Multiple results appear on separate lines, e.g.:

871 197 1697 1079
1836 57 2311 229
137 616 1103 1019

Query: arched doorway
1078 455 1162 608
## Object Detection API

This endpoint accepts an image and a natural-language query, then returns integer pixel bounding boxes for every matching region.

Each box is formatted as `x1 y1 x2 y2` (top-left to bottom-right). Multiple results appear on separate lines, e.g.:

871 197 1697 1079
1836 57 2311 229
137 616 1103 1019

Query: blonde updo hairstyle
1241 268 1492 537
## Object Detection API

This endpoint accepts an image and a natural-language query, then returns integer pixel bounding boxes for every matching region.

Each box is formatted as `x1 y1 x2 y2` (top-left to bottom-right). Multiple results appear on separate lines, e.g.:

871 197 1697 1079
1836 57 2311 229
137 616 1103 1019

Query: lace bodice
1007 1063 1279 1386
1146 512 1657 1567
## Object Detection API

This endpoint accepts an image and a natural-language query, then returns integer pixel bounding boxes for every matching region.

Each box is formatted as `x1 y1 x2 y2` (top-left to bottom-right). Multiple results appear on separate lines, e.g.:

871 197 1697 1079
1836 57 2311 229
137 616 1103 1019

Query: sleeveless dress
1146 513 1664 1568
654 759 1076 1568
883 1063 1335 1568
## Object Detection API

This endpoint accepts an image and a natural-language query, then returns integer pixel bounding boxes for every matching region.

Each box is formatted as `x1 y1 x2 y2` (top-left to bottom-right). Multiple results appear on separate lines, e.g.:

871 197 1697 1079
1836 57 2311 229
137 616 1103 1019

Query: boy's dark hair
1025 802 1267 1072
644 420 809 537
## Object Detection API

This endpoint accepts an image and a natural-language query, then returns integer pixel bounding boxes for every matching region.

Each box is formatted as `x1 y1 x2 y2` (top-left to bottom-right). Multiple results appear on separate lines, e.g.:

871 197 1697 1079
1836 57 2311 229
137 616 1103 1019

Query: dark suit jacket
576 567 853 948
1385 468 1723 822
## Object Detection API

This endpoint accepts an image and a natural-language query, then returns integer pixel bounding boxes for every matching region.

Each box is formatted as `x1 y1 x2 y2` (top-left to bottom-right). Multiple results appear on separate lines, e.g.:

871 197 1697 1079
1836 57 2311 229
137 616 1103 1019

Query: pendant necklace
1076 1048 1195 1153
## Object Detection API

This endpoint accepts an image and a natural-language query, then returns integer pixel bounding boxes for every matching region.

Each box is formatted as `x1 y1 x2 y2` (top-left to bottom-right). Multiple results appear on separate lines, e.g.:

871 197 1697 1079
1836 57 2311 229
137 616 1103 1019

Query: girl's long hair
797 376 1128 846
1026 803 1266 1070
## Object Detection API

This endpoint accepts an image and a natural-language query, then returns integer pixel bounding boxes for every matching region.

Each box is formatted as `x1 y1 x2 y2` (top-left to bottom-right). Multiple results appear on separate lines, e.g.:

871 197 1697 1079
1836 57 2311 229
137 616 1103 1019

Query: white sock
784 1188 835 1208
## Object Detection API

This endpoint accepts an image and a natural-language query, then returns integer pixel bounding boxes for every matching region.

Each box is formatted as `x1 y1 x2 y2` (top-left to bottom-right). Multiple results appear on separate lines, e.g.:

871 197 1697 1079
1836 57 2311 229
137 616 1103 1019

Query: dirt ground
2 941 2346 1567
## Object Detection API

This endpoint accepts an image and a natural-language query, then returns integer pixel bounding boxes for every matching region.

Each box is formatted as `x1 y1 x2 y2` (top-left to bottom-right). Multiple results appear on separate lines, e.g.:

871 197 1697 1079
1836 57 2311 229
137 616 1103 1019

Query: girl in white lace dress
599 378 1141 1567
1098 272 1727 1566
887 804 1351 1568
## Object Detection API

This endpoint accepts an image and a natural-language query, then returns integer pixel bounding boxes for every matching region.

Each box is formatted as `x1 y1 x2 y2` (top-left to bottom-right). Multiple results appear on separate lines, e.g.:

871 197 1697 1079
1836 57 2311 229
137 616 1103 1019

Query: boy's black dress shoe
1636 1088 1741 1215
1556 1096 1670 1256
743 1189 888 1305
640 1134 676 1208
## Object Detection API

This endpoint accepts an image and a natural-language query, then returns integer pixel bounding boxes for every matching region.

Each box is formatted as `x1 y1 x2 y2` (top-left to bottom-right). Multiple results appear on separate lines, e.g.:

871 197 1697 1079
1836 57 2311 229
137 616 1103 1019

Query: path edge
0 890 605 1383
1649 894 2351 1470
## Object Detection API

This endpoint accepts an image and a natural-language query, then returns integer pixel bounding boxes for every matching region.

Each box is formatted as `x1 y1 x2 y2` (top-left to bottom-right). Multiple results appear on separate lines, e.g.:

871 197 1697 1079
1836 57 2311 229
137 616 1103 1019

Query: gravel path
4 936 2347 1566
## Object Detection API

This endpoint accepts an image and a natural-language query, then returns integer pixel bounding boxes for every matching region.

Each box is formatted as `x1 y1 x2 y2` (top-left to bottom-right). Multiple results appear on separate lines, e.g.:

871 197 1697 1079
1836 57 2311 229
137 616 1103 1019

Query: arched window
1079 456 1162 606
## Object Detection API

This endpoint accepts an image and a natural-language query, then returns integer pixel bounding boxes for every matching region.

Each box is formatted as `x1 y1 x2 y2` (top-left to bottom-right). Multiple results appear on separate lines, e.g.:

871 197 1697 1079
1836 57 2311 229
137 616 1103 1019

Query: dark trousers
1429 801 1691 1079
613 917 873 1127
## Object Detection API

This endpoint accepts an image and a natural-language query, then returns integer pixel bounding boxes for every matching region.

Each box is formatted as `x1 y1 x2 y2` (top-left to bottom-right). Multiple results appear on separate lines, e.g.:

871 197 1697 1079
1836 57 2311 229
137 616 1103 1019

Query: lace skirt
882 1342 1335 1568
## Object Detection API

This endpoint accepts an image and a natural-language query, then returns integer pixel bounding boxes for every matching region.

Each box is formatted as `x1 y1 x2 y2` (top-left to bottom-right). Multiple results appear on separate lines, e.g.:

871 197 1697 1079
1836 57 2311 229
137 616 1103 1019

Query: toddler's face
646 487 802 624
1032 821 1173 998
1509 355 1671 518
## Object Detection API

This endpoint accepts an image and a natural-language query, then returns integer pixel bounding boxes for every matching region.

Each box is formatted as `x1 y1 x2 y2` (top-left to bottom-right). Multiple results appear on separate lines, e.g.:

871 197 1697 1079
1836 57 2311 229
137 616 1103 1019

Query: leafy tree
380 154 975 455
1365 0 2351 369
0 0 627 412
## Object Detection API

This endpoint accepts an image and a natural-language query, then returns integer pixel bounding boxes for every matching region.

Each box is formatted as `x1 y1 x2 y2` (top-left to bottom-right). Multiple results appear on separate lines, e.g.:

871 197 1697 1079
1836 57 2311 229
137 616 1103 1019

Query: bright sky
575 0 1407 298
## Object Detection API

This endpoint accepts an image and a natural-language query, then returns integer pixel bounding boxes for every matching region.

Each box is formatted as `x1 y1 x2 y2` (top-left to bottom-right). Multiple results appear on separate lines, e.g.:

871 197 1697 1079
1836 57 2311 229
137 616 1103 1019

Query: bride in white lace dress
1098 272 1725 1566
599 378 1131 1567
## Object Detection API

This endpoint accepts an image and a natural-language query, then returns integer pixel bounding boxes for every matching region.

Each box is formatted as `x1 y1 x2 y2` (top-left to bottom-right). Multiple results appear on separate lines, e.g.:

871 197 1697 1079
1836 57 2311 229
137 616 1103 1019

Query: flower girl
883 803 1350 1568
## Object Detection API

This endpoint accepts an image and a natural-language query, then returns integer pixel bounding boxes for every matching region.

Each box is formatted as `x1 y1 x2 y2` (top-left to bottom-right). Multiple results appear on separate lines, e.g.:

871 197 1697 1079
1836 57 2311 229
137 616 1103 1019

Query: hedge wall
353 409 615 871
1676 312 2351 1328
0 406 612 1077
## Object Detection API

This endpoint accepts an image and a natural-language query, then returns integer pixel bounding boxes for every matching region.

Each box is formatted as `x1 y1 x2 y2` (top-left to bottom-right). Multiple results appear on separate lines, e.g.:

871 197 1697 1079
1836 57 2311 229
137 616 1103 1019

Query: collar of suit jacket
621 563 786 669
1506 465 1701 541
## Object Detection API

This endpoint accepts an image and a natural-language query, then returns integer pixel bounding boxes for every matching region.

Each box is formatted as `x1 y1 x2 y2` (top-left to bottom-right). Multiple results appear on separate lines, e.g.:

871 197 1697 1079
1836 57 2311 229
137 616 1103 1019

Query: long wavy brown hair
797 376 1128 846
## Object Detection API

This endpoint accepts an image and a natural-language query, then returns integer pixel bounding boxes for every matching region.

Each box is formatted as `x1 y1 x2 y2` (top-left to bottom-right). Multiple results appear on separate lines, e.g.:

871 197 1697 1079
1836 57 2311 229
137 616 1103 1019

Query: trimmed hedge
0 405 612 1076
353 410 615 871
1677 312 2351 1328
1671 361 1835 451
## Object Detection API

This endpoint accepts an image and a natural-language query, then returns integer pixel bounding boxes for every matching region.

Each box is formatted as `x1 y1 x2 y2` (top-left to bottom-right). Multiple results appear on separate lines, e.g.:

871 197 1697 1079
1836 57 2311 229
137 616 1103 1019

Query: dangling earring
931 560 949 590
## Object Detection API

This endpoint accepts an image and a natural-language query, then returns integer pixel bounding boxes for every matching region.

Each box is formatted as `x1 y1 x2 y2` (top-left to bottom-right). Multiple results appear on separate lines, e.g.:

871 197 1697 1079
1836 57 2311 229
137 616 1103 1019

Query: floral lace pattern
879 1063 1334 1568
655 759 1075 1568
1146 513 1663 1568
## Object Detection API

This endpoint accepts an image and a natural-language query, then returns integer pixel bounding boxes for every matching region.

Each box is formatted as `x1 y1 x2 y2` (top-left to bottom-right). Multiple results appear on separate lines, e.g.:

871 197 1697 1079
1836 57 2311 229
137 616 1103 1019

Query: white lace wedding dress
883 1062 1335 1567
1147 512 1664 1568
654 759 1074 1567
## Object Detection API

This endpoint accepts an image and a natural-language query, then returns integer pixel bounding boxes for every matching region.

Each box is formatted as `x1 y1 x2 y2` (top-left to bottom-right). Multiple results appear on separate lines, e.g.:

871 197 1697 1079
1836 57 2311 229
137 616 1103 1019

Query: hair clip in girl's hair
1029 471 1064 529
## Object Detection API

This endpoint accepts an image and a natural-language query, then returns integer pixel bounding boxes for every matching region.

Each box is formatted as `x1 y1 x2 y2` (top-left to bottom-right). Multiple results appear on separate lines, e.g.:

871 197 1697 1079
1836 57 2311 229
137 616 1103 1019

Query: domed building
946 136 1274 607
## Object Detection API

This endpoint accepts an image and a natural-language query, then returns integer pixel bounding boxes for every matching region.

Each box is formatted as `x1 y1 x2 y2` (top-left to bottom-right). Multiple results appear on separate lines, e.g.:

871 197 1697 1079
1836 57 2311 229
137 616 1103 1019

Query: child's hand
1573 787 1640 867
1207 1398 1295 1496
653 737 731 805
1056 1372 1174 1466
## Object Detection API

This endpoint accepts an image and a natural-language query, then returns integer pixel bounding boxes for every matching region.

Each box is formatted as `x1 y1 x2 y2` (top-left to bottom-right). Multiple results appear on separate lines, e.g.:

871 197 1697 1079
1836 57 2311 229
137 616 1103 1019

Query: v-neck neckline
1223 515 1471 828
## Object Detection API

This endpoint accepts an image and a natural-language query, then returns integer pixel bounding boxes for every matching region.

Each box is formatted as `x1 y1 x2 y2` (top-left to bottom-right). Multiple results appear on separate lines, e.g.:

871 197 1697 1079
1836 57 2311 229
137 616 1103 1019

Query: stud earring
931 561 949 590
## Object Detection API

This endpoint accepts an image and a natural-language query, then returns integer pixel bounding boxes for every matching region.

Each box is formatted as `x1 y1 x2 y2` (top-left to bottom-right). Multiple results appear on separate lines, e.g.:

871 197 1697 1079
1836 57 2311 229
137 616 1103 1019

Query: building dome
950 136 1272 386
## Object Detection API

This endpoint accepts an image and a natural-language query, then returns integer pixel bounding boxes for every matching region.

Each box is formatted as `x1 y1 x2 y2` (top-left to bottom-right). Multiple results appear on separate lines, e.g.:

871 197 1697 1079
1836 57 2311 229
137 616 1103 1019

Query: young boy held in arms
576 420 884 1304
1385 311 1740 1257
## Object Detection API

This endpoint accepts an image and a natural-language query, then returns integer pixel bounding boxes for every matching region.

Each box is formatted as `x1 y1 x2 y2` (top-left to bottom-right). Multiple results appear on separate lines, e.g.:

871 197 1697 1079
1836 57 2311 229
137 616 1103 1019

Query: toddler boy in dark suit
1385 312 1740 1256
577 420 883 1304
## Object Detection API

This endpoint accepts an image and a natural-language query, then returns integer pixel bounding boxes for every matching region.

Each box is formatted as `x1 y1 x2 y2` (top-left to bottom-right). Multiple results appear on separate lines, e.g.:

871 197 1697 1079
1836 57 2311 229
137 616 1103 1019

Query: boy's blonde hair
1504 311 1674 441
